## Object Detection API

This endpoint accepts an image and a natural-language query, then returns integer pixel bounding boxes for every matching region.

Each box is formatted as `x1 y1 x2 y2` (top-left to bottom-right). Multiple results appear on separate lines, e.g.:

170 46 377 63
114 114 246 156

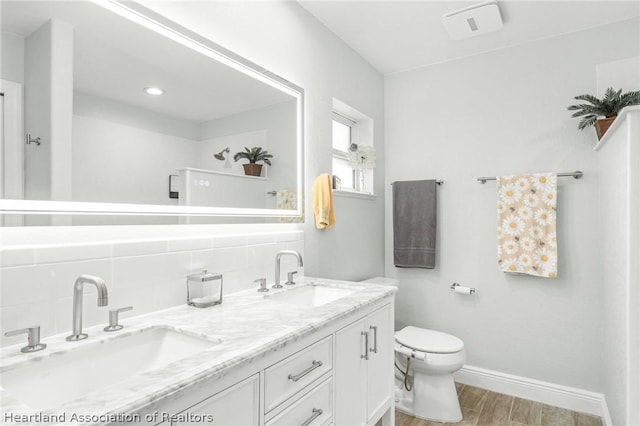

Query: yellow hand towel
497 173 558 278
313 174 335 230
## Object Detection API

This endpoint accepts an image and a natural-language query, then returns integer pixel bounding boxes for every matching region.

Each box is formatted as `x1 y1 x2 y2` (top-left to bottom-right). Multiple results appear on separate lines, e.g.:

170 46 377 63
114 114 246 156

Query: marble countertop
0 277 396 425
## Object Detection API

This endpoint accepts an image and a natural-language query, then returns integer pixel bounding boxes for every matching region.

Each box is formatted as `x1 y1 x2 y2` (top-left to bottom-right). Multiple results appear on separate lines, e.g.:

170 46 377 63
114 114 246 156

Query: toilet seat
395 326 464 354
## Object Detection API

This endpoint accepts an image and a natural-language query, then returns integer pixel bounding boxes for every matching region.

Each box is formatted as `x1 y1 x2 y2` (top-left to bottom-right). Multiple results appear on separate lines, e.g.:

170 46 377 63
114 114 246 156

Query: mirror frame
0 0 304 220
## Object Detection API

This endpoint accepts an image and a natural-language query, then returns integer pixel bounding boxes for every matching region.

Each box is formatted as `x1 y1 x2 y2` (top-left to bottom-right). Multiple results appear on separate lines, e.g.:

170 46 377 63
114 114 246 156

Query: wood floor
390 383 603 426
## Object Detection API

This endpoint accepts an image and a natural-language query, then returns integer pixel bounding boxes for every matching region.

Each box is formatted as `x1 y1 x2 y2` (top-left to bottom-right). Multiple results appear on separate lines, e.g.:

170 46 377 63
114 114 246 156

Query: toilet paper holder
450 282 476 294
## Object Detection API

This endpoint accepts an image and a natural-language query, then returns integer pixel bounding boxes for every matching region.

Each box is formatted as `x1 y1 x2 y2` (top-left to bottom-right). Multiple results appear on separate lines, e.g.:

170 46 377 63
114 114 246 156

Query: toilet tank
360 277 399 287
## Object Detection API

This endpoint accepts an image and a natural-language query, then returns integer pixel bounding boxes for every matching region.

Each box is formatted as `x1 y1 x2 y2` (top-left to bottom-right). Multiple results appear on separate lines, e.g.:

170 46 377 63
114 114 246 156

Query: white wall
73 94 295 214
48 20 74 210
73 94 198 206
597 108 640 426
1 0 384 341
0 226 303 347
140 0 386 281
23 22 53 205
199 100 297 193
595 56 640 425
0 31 24 84
74 91 201 141
20 20 74 226
384 17 639 397
596 55 640 96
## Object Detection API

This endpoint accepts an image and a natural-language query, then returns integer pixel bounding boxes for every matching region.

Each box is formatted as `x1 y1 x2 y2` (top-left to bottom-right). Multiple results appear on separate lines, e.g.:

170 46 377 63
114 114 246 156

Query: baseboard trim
454 365 611 424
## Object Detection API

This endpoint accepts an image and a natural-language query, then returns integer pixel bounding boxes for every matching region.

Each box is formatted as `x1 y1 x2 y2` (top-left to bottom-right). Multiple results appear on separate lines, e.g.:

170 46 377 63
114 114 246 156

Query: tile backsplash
0 228 304 347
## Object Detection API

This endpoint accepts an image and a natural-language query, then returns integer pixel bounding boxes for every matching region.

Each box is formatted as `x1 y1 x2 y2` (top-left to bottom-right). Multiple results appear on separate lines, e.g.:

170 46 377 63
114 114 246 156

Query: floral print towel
497 173 558 278
277 190 303 223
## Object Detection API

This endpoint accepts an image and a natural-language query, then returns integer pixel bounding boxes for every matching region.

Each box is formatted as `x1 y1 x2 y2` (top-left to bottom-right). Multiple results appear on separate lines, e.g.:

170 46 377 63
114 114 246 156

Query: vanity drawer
264 335 333 412
266 376 332 426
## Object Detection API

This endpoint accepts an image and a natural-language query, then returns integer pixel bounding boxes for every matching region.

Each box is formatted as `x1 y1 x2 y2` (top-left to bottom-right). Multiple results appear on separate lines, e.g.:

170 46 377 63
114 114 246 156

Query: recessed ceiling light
144 87 165 96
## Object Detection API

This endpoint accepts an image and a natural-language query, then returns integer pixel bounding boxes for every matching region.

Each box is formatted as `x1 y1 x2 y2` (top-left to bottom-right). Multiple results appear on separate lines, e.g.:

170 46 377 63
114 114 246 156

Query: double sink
0 282 358 412
1 327 221 411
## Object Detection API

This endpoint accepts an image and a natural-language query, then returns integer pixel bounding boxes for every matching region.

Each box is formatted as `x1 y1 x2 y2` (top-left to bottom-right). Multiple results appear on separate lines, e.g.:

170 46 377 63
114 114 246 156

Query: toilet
360 277 466 423
395 326 465 422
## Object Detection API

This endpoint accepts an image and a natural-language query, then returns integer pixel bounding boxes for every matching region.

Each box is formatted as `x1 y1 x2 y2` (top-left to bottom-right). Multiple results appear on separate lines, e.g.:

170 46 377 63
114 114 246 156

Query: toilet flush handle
369 325 378 354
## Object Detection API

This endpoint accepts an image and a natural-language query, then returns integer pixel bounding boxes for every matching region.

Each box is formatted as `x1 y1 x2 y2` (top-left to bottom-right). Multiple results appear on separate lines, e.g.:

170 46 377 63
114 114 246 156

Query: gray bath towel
392 180 437 269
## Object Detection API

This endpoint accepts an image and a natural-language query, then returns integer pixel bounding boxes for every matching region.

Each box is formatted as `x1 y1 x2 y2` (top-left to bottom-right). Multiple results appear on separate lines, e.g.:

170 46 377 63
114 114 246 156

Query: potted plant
567 87 640 139
233 146 273 176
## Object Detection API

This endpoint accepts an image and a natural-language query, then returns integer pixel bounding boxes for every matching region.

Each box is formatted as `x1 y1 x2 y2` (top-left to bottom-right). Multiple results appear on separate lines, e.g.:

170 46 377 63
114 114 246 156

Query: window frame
331 112 358 191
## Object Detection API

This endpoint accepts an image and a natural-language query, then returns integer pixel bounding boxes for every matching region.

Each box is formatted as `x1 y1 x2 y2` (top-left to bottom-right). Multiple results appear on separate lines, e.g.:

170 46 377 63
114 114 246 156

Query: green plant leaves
233 146 273 165
567 87 640 130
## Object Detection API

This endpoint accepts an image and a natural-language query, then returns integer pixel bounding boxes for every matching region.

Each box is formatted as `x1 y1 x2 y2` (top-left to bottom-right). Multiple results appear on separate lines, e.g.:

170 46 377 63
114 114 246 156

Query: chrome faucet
274 250 303 289
66 275 109 341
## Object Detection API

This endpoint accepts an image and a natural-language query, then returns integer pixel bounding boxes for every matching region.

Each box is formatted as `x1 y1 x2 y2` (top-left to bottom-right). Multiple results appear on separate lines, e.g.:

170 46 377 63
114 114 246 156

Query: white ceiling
298 1 640 75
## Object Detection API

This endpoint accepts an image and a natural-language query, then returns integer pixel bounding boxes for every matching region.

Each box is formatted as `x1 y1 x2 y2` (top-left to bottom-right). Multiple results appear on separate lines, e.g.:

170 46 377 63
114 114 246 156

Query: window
331 99 375 196
332 113 357 190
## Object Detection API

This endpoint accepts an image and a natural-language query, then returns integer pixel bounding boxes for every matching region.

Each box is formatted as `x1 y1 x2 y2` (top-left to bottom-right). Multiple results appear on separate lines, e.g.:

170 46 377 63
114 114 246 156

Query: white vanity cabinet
334 304 393 426
173 375 260 426
266 376 333 426
264 336 333 412
131 297 394 426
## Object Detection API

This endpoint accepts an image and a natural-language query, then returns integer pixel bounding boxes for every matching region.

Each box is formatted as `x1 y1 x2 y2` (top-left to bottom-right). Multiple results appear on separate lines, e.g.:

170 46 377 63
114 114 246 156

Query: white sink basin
1 326 219 410
268 284 357 307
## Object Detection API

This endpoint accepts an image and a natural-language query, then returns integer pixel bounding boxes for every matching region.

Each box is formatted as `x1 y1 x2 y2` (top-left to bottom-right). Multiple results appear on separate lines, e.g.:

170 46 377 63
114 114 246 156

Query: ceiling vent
442 1 503 40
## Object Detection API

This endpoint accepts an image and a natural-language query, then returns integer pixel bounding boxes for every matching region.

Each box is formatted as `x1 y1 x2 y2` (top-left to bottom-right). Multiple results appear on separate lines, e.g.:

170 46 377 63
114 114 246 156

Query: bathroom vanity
0 278 396 426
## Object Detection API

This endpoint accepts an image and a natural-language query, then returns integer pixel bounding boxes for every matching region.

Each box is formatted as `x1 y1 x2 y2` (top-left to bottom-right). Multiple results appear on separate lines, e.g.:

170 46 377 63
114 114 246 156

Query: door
0 79 25 226
366 304 393 423
334 316 368 426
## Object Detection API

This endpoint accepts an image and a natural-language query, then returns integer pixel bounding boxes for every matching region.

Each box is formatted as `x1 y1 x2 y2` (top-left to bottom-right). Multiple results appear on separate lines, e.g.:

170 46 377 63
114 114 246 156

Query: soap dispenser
186 269 223 308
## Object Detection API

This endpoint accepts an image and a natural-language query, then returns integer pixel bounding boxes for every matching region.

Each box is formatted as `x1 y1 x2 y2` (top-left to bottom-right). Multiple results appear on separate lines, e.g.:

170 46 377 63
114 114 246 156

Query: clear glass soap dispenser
186 269 223 308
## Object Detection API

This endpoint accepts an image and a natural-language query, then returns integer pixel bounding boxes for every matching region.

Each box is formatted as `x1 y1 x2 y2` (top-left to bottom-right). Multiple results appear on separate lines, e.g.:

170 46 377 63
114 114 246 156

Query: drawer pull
300 408 323 426
288 360 323 382
361 331 369 360
369 325 378 354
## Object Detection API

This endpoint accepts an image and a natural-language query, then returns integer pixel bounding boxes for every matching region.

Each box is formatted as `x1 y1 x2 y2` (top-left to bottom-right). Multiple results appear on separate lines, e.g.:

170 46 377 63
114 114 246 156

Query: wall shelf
333 190 377 200
178 167 268 181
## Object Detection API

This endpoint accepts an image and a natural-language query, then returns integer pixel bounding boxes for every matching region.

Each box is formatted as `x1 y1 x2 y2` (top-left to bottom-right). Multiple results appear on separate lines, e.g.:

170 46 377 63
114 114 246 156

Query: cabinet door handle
288 360 323 382
300 408 323 426
369 325 378 354
361 331 369 360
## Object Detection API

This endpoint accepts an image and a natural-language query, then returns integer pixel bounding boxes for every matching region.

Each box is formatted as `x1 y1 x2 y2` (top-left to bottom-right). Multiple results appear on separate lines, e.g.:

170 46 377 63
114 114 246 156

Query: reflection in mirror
0 0 303 225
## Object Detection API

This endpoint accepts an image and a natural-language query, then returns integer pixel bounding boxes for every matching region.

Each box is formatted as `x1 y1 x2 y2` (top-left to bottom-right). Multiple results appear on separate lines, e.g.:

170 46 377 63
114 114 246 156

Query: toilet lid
395 326 464 354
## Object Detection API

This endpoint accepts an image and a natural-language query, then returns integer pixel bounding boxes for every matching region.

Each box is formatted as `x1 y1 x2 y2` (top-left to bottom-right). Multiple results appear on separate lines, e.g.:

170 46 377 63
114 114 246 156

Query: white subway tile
191 247 248 273
0 248 36 268
1 228 306 348
47 259 113 299
54 293 110 337
167 238 213 253
1 265 58 306
247 233 277 245
112 252 191 290
36 243 112 265
223 266 269 295
153 281 187 311
107 286 155 321
1 302 56 347
113 240 168 258
248 243 280 266
211 235 248 249
276 231 304 242
285 240 305 254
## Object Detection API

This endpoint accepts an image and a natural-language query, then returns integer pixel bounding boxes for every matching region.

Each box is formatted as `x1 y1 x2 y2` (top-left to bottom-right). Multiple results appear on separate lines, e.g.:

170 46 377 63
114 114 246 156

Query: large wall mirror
0 0 303 225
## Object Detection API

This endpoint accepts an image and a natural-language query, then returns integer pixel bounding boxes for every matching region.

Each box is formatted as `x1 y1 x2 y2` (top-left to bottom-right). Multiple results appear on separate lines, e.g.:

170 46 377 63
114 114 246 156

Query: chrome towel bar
477 170 583 184
390 180 444 186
